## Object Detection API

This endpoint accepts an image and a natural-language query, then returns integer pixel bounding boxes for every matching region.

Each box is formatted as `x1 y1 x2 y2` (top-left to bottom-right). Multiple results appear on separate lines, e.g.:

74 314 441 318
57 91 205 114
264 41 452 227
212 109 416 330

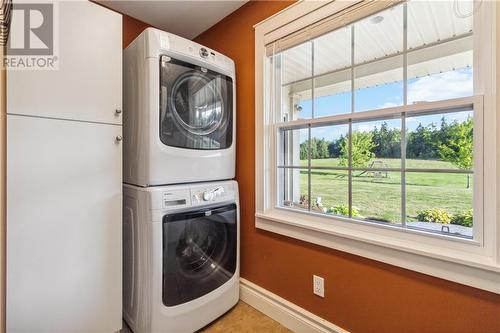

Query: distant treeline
300 117 473 164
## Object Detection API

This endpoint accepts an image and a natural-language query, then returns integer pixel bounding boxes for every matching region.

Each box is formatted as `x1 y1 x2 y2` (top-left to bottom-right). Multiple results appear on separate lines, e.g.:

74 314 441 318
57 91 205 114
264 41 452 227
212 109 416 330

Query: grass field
289 158 473 224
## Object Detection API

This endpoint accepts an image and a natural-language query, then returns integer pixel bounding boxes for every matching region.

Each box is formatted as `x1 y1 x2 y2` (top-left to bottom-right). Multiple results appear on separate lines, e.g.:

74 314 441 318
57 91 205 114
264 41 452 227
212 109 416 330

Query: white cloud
378 101 400 109
354 124 374 133
408 70 473 104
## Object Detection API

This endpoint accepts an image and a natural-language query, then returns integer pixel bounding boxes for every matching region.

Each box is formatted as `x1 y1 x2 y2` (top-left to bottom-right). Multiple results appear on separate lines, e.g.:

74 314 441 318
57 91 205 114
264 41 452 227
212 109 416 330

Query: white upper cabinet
7 1 122 124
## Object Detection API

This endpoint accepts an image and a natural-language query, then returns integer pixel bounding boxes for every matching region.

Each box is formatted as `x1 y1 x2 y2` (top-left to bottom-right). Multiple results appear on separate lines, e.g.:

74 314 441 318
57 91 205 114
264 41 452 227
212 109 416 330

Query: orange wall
122 14 151 49
194 2 500 333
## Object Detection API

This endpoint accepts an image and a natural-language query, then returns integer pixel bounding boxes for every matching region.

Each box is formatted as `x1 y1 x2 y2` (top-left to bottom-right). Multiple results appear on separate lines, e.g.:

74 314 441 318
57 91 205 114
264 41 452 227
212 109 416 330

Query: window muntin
270 1 477 239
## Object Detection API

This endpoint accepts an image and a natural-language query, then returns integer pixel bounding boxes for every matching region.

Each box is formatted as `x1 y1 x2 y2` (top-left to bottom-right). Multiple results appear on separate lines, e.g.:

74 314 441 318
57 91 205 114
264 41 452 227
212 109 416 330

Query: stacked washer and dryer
122 28 239 333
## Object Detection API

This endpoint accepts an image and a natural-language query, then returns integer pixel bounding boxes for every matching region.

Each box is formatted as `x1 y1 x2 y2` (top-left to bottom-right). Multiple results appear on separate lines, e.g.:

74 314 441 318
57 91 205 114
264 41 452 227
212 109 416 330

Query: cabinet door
7 1 122 124
7 115 122 333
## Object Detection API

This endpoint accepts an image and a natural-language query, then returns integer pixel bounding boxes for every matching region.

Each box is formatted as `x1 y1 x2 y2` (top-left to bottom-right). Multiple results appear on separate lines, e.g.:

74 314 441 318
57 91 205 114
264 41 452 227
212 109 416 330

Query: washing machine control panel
201 186 224 201
191 183 234 205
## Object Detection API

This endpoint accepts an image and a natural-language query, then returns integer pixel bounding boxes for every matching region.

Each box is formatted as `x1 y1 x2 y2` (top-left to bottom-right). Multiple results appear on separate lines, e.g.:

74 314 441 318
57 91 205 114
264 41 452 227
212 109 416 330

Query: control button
202 191 214 201
202 186 224 201
199 48 209 59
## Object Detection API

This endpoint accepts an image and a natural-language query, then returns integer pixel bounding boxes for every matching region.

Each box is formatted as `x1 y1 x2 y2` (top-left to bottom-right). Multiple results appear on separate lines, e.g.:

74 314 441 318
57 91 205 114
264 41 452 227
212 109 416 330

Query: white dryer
123 180 239 333
123 28 236 186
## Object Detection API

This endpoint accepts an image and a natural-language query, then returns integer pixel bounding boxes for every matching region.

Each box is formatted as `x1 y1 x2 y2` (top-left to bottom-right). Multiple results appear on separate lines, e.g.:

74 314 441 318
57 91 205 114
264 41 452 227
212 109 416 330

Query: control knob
202 186 224 201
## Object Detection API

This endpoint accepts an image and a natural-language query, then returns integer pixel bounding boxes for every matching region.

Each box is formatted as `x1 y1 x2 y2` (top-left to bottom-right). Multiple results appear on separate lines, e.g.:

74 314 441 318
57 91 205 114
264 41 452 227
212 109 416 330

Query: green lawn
291 158 473 223
301 157 460 169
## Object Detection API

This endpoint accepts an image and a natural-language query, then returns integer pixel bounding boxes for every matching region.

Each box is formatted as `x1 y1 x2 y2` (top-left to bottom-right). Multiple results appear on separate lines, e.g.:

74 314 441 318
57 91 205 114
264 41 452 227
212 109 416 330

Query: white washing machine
123 28 236 187
123 180 239 333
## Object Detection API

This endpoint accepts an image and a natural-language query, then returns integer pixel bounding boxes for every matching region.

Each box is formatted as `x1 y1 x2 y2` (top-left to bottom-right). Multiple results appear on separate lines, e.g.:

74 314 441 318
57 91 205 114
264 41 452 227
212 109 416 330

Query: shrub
451 209 473 227
416 208 452 224
327 204 360 217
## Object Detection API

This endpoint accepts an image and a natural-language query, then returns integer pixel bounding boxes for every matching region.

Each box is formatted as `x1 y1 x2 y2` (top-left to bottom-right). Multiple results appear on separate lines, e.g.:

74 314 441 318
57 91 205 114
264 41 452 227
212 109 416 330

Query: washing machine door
162 203 237 307
159 55 233 150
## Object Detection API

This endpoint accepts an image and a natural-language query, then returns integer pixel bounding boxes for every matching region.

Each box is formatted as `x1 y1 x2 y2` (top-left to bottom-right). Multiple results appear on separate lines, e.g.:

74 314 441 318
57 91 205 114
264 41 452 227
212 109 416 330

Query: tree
310 138 319 159
339 132 376 167
328 135 343 157
317 138 329 159
299 142 308 160
438 118 473 188
406 123 439 159
372 122 401 158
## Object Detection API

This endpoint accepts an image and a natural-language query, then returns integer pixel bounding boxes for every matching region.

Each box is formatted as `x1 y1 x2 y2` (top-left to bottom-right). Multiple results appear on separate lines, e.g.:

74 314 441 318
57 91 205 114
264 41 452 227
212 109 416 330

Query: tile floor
200 301 291 332
121 301 291 333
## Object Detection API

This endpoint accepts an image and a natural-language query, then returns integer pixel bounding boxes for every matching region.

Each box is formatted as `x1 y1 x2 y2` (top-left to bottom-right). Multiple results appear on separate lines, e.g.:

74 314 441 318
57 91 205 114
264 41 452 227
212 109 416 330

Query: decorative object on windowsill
313 197 327 213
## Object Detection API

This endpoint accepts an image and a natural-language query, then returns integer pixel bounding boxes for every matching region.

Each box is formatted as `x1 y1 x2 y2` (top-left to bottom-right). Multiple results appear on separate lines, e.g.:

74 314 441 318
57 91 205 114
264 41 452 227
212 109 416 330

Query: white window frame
254 0 500 293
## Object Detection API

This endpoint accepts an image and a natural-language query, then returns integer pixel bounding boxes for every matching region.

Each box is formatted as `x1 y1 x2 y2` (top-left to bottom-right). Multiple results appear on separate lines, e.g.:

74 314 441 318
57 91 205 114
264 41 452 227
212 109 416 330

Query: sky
295 67 473 142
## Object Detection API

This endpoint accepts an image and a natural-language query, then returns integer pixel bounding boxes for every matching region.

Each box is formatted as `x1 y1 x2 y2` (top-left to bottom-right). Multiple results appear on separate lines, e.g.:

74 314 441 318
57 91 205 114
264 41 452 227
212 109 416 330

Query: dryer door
162 203 237 307
160 55 233 150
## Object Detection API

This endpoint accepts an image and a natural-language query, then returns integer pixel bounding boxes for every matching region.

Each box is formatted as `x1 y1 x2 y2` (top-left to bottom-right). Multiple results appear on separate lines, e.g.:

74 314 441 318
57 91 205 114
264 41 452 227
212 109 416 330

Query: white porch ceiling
280 0 474 96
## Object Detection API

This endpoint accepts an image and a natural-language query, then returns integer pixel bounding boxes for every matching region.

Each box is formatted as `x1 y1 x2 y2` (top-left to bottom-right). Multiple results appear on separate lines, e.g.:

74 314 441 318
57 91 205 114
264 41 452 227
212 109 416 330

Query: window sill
255 210 500 294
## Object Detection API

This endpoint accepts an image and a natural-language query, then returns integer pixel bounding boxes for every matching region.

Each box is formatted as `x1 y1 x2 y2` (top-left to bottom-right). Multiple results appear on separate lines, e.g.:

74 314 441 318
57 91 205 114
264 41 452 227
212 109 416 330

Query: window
256 0 499 293
270 1 476 239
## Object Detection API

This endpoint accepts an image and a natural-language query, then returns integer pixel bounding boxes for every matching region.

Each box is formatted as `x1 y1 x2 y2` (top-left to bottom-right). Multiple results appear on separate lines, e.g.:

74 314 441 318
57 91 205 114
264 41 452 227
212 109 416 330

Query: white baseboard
239 278 349 333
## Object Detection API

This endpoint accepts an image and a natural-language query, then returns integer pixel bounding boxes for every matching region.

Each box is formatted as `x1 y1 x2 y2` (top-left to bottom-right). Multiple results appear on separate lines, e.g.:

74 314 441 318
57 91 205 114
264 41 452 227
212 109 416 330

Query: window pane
280 42 313 120
352 118 401 168
406 172 473 238
354 55 404 112
314 69 352 117
313 28 352 117
406 109 473 170
407 0 473 50
407 37 473 104
282 42 312 84
311 170 349 216
352 171 401 223
310 124 349 168
279 168 309 210
354 4 403 65
279 127 309 167
314 26 351 75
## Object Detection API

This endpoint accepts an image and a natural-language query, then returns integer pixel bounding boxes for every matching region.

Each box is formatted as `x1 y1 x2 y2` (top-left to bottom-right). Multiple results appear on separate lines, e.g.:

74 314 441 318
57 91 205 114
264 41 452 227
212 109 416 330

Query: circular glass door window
175 218 228 279
170 71 225 136
159 56 233 150
162 204 237 306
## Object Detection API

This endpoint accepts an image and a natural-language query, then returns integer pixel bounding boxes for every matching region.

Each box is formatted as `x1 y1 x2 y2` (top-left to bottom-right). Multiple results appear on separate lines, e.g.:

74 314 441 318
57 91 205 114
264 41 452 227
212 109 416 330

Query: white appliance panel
123 28 236 186
7 1 122 124
7 115 122 333
123 181 240 333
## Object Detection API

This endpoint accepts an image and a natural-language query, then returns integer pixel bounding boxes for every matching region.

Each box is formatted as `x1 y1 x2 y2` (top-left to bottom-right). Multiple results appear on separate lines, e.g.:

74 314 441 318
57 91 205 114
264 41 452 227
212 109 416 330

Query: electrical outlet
313 275 324 298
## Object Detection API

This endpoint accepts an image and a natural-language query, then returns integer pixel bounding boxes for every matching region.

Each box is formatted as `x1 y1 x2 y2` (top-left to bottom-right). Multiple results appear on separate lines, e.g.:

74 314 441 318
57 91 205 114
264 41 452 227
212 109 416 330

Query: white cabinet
6 1 122 332
7 115 122 332
7 1 122 124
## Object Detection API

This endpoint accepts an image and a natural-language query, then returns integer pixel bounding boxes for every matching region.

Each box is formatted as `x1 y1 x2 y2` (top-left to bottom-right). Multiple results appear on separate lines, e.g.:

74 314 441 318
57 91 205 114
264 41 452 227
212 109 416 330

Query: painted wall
122 14 151 49
194 2 500 333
